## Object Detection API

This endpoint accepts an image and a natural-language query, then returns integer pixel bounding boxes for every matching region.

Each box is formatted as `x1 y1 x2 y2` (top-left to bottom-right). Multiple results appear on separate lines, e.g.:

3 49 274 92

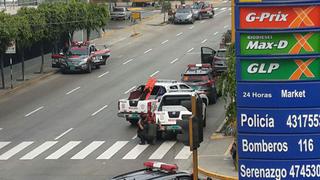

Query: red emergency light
144 161 178 172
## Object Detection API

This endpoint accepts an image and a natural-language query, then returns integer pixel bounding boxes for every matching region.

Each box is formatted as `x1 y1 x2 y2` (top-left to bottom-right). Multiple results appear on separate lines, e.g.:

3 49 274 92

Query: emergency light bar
144 161 178 172
188 64 211 68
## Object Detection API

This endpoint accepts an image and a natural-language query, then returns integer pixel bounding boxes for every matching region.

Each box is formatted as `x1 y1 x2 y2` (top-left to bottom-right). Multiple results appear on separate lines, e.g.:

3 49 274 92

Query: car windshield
113 8 124 12
217 50 226 57
69 48 87 56
183 75 209 82
191 4 200 9
176 8 192 13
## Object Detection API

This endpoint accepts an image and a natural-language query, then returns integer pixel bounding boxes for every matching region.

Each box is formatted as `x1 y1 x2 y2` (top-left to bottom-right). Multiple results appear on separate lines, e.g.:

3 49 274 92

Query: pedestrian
137 114 147 145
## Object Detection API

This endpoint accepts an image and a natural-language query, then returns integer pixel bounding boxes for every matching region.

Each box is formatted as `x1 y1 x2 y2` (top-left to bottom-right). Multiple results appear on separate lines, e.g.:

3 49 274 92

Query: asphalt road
0 2 231 180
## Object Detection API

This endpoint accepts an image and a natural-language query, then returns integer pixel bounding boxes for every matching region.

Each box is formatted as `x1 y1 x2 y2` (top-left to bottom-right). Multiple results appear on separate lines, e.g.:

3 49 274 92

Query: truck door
201 47 216 66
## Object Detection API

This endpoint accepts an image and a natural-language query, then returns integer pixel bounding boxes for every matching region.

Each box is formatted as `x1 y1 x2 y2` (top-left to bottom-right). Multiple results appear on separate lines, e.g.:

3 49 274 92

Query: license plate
70 66 75 71
167 125 180 130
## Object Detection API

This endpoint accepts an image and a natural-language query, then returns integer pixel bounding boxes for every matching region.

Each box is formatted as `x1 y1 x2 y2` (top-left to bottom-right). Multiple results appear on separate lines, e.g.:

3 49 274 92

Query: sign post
6 41 16 89
236 0 320 179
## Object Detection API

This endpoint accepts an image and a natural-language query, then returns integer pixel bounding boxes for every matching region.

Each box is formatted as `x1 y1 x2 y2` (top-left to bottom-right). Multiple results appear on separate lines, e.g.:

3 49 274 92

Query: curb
198 166 238 180
216 117 227 133
0 70 58 99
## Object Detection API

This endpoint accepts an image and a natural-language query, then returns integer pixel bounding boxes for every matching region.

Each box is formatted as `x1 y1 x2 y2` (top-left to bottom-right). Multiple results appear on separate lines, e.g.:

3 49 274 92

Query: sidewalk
198 134 238 180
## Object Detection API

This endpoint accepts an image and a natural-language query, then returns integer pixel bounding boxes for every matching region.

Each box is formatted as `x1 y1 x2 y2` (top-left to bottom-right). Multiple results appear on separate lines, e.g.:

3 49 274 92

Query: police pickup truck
153 91 207 140
117 79 194 125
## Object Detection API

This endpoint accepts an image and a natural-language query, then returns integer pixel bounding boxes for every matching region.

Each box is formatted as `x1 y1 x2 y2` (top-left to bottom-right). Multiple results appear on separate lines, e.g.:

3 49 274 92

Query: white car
110 7 131 20
154 91 207 139
117 80 195 125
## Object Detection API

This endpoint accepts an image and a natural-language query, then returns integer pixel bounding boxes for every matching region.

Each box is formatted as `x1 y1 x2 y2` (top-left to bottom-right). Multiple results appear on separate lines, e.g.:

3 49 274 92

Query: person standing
137 114 147 145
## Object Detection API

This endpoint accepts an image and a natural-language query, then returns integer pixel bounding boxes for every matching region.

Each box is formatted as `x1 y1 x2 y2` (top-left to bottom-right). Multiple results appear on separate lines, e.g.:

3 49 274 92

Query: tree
0 12 17 88
17 7 46 73
13 15 32 81
65 2 88 43
85 3 109 41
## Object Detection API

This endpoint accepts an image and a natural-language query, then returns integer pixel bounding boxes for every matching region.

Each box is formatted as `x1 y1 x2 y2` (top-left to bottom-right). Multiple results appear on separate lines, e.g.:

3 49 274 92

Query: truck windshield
70 48 87 56
217 50 226 57
113 8 124 12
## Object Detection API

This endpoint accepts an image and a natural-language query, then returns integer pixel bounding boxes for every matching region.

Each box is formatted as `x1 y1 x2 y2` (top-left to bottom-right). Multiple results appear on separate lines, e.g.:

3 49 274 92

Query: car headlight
78 59 87 65
187 14 192 19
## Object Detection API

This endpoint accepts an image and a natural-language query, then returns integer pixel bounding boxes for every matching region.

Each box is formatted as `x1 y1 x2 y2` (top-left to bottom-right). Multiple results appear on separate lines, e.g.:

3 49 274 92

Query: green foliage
13 15 32 49
0 12 16 53
86 3 109 32
17 7 46 43
217 43 236 134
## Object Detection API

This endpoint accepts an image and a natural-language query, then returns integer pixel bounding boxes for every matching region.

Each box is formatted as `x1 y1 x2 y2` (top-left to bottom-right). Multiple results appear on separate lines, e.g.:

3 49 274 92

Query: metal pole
231 0 235 43
190 95 198 180
0 55 5 89
10 58 13 89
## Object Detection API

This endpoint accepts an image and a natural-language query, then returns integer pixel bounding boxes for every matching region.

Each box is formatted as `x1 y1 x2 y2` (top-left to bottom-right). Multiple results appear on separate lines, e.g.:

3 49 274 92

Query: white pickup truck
118 80 194 125
153 91 207 139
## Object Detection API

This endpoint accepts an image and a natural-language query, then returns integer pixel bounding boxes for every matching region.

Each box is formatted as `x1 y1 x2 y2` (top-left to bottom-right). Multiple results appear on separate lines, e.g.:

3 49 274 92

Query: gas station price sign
235 0 320 179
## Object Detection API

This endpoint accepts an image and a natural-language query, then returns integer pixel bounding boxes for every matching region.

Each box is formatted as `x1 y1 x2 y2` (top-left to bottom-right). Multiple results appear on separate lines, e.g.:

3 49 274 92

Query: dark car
200 47 227 75
111 161 193 180
181 64 218 104
174 7 195 24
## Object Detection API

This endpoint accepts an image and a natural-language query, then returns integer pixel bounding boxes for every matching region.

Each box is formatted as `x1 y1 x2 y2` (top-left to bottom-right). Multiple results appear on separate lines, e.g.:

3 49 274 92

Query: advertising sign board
240 58 320 81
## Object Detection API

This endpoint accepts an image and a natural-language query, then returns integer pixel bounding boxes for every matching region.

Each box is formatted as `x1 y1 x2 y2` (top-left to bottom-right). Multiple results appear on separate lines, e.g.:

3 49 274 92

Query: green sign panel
241 58 320 81
240 32 320 56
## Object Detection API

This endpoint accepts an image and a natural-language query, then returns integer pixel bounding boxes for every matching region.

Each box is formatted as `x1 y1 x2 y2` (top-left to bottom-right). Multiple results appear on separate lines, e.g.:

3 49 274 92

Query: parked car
192 1 214 20
110 7 131 20
111 161 193 180
200 47 227 75
174 7 195 24
51 41 111 73
181 64 218 104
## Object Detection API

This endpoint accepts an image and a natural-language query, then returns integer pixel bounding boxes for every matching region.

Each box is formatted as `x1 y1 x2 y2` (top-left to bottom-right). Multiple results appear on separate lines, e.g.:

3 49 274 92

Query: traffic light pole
190 95 198 180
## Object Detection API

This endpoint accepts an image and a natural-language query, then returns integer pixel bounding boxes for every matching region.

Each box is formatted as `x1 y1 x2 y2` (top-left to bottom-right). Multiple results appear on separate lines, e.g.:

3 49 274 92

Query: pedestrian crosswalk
0 140 192 161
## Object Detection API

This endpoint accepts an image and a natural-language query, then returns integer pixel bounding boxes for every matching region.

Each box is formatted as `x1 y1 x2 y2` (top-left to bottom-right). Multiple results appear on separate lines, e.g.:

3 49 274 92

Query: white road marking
189 26 194 30
132 135 137 139
123 59 133 65
0 128 2 131
224 25 229 29
98 71 109 78
124 86 136 94
214 32 219 36
66 87 80 95
201 39 207 44
97 141 128 159
221 7 227 11
144 49 152 54
54 128 73 140
91 105 109 116
176 32 183 36
228 7 232 11
0 141 34 160
187 48 194 53
123 144 149 159
170 58 179 64
175 146 192 159
150 70 160 77
71 141 105 159
214 7 218 11
214 10 226 17
0 142 10 150
161 40 169 44
20 141 58 160
46 141 81 159
25 106 44 117
149 141 176 159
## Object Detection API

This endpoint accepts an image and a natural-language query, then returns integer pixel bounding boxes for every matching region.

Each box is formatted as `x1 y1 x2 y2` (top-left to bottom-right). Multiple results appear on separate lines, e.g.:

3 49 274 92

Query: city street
0 2 231 179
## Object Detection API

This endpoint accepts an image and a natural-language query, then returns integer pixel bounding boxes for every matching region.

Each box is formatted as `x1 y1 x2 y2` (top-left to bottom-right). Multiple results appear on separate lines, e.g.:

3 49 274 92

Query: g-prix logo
246 12 288 22
290 59 315 80
289 7 315 28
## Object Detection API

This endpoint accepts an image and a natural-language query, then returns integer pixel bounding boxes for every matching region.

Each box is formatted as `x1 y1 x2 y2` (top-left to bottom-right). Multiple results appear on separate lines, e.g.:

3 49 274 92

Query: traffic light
177 115 203 150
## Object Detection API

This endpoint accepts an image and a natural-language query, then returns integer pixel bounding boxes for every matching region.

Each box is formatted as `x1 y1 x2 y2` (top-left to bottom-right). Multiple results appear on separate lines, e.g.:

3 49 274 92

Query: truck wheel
87 63 92 73
95 64 100 69
203 108 207 127
126 118 139 126
156 131 162 140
